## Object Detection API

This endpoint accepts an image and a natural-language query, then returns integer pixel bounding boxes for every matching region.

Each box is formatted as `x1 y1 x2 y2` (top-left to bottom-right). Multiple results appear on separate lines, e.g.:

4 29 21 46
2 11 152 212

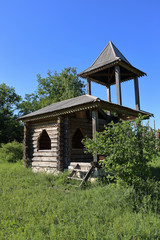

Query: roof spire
91 41 130 68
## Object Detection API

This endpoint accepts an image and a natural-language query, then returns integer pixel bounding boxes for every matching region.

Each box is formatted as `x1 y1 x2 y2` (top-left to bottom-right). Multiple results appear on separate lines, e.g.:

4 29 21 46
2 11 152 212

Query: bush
0 141 23 163
83 116 159 188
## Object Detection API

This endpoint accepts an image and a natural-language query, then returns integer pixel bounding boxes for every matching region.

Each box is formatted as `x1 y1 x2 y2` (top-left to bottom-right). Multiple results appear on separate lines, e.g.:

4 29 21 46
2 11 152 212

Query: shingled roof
18 94 152 122
78 41 146 85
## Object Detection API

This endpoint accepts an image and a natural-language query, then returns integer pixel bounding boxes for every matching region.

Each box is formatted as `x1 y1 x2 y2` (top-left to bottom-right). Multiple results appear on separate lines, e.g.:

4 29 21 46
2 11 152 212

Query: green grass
0 162 160 239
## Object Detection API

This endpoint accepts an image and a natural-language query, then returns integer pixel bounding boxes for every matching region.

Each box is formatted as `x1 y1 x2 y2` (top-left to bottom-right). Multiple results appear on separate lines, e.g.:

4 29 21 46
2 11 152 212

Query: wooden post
134 76 140 110
23 122 31 167
87 78 91 95
107 86 111 102
57 117 64 171
106 85 111 115
115 65 122 105
64 117 69 168
92 110 98 162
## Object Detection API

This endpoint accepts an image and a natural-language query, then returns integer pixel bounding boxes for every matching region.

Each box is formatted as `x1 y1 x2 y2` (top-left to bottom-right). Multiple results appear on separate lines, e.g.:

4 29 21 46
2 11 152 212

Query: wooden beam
23 122 31 167
92 110 98 162
134 76 140 110
92 72 133 77
87 78 91 95
115 65 122 105
64 117 69 168
107 86 111 102
106 86 111 116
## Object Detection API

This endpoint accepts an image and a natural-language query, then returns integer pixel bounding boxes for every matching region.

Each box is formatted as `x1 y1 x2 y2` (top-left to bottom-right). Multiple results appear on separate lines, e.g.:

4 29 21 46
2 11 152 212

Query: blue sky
0 0 160 128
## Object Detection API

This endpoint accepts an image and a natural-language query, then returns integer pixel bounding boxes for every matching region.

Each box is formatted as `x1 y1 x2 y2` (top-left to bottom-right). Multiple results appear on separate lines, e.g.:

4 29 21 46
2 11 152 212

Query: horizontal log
31 122 58 128
31 127 58 132
32 159 57 163
32 135 58 141
70 128 92 133
33 152 58 157
31 142 61 147
32 130 58 134
70 118 91 123
70 124 92 129
32 139 58 144
31 147 61 152
32 156 58 161
32 162 57 168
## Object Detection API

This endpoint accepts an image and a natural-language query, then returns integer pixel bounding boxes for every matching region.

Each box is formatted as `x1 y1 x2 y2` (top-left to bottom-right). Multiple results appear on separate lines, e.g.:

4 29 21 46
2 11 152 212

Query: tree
18 92 40 116
37 67 85 107
19 67 85 115
0 83 23 145
83 116 159 187
0 141 23 163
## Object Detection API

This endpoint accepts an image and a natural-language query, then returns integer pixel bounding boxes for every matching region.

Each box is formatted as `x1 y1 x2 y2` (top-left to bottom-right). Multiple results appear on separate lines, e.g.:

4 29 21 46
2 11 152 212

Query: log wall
23 111 110 173
29 118 59 173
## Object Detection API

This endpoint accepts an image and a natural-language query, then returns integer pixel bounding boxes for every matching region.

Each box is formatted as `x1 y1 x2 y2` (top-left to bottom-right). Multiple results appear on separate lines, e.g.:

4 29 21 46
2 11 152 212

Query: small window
38 130 51 150
72 128 84 149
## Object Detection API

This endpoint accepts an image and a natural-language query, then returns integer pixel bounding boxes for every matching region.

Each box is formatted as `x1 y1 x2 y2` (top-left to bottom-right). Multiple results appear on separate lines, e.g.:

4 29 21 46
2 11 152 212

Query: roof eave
78 59 120 78
78 59 146 80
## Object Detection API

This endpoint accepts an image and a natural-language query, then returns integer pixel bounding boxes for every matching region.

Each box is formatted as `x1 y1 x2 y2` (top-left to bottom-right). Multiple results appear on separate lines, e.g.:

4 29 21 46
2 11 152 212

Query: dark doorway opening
72 128 84 149
38 130 51 150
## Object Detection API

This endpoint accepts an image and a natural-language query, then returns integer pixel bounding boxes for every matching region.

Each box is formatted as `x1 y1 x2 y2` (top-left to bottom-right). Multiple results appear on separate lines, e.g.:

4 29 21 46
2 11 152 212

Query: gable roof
18 94 152 122
78 41 146 82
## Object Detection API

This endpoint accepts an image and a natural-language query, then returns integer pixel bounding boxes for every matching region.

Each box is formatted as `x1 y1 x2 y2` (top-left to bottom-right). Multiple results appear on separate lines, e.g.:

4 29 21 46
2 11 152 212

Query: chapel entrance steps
67 162 95 187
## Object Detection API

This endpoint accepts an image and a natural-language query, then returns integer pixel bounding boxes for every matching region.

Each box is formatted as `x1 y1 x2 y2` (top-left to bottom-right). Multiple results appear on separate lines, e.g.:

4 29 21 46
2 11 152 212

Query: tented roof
78 41 146 86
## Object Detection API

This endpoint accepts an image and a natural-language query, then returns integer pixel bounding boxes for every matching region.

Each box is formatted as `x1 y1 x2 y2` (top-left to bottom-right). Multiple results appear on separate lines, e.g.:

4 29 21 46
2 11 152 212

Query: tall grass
0 162 160 239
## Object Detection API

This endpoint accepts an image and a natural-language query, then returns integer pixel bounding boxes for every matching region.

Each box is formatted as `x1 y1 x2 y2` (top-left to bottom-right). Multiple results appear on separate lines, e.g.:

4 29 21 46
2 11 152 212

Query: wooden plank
87 78 91 95
107 86 111 102
134 76 140 110
32 134 58 140
32 141 58 146
70 118 92 124
31 128 58 134
33 152 58 157
115 65 122 105
32 137 58 142
32 156 58 161
31 122 57 128
92 110 98 162
106 86 111 115
32 162 57 167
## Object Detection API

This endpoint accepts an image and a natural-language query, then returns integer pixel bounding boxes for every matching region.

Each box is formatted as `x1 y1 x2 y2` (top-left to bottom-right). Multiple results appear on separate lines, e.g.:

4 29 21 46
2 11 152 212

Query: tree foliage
19 67 85 115
0 67 84 145
0 83 23 145
83 116 159 187
0 141 23 163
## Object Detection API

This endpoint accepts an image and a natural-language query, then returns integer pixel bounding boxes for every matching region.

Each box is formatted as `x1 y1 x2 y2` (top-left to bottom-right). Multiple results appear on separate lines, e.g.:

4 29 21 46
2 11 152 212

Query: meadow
0 159 160 240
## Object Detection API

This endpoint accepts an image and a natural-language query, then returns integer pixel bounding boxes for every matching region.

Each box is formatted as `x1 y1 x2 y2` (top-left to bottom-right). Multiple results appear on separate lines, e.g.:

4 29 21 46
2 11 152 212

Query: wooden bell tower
79 41 146 112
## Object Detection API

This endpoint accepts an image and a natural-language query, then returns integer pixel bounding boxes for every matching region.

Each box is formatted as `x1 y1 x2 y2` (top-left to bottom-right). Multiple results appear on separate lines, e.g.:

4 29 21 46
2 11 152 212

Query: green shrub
0 141 23 163
83 116 159 188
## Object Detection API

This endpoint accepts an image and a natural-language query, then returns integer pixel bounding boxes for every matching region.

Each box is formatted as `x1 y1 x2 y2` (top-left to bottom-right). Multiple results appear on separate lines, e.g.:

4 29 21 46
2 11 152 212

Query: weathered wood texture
106 86 111 115
115 65 122 105
87 79 91 95
92 110 98 162
134 76 140 110
23 122 32 167
24 110 112 172
29 118 59 170
57 117 65 171
63 117 70 168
